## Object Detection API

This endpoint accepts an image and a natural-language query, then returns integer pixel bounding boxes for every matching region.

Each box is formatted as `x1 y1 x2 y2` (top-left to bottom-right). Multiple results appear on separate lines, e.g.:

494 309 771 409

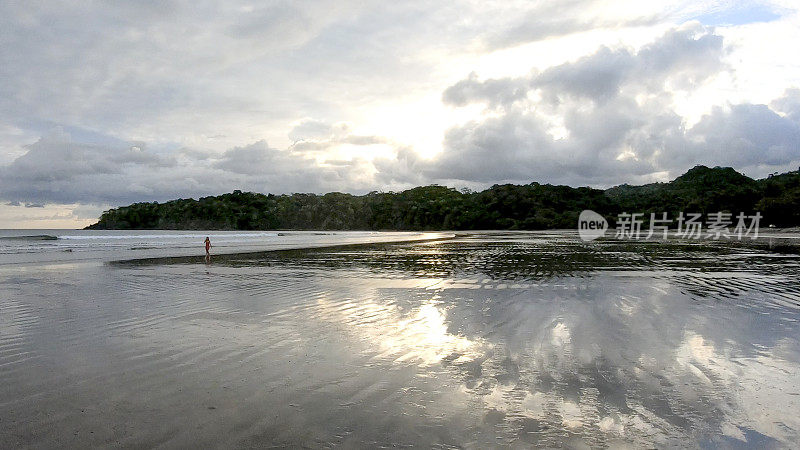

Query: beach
2 231 800 447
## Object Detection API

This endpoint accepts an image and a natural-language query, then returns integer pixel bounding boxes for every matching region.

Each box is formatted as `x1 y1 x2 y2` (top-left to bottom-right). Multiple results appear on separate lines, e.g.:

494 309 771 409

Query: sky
1 0 799 228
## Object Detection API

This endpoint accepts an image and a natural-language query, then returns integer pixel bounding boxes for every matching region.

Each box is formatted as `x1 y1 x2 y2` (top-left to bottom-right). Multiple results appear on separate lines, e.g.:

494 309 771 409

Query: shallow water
1 231 799 448
0 229 445 266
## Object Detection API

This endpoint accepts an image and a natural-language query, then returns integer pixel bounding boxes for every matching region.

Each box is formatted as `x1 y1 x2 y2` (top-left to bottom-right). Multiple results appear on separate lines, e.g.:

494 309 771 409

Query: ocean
1 230 799 447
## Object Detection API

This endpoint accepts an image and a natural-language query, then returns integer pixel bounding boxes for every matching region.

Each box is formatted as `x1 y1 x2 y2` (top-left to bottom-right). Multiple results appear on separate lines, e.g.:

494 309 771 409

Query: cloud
341 135 388 146
1 2 800 225
0 129 383 206
470 0 739 51
447 23 726 109
288 119 391 153
288 119 350 142
442 72 531 109
213 140 313 176
2 23 799 208
771 88 800 123
373 147 428 187
677 101 800 167
0 0 426 151
479 3 662 51
427 24 800 186
0 128 182 204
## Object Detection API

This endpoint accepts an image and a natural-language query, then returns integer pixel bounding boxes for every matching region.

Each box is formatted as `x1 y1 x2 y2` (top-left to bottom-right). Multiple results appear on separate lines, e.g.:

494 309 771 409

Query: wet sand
1 231 799 448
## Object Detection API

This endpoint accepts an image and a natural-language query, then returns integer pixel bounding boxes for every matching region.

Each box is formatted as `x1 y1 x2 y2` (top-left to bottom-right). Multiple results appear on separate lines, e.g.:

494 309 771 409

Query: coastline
0 230 454 268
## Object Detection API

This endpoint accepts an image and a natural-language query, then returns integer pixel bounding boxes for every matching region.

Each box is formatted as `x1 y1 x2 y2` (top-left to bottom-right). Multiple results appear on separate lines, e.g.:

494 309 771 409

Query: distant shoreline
86 166 800 231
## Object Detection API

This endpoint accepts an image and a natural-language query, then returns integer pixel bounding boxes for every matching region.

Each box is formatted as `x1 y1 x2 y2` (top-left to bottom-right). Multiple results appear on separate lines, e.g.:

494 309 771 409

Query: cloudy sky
1 0 799 228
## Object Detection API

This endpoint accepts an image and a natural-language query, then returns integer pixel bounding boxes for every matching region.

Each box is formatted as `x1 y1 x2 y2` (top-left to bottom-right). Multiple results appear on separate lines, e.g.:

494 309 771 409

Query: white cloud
288 119 350 142
427 24 800 186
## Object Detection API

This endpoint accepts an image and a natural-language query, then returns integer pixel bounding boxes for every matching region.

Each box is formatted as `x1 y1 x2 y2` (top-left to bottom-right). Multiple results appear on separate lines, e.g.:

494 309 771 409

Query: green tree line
87 166 800 230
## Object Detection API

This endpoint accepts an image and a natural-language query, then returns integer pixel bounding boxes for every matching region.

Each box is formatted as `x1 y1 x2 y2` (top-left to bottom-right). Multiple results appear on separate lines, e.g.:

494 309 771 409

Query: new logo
578 210 608 241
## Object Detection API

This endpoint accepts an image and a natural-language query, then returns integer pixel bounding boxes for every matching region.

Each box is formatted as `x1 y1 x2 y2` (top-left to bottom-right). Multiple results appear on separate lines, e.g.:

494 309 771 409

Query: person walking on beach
204 236 211 263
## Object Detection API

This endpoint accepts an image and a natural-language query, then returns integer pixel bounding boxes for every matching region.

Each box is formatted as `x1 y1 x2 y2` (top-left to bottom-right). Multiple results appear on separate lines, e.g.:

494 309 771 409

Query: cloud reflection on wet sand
1 232 799 447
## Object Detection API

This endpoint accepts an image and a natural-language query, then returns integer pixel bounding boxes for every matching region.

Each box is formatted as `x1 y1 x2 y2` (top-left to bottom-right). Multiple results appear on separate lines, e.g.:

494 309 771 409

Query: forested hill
86 165 800 230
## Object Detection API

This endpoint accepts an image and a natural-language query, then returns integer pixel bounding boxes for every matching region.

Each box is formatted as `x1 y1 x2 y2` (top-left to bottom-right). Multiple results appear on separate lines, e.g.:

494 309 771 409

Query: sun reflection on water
312 283 487 367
